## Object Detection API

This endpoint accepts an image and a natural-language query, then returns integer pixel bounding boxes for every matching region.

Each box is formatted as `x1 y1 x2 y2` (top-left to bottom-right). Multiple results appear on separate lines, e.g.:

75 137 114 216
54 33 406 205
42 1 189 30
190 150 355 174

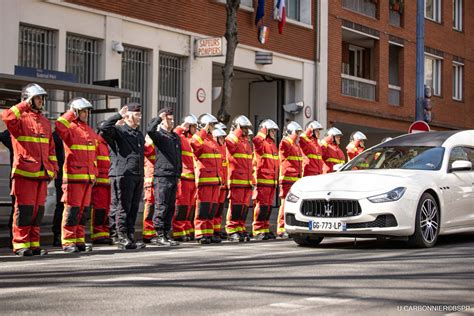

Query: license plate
308 220 346 232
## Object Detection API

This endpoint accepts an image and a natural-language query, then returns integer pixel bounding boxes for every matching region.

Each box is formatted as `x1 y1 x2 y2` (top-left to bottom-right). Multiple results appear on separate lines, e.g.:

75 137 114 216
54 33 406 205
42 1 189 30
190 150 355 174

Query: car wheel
292 234 324 247
408 192 440 248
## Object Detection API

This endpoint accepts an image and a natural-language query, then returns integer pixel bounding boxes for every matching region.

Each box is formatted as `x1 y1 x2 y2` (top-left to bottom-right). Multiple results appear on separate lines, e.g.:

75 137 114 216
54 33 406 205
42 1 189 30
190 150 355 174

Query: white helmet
232 115 252 129
259 119 279 130
198 113 218 128
306 120 323 130
183 114 198 126
21 83 47 101
285 121 303 136
215 122 228 131
351 131 367 141
68 97 93 111
326 127 343 137
212 128 227 138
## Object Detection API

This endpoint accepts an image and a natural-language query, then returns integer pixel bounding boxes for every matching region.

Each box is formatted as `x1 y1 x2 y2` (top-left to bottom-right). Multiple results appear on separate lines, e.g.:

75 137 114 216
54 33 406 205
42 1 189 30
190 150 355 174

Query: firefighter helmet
326 127 343 137
68 97 93 111
183 114 198 126
285 121 303 136
232 115 252 129
198 113 218 128
21 83 47 101
215 122 228 131
212 128 227 138
259 119 279 131
305 120 323 130
351 131 367 141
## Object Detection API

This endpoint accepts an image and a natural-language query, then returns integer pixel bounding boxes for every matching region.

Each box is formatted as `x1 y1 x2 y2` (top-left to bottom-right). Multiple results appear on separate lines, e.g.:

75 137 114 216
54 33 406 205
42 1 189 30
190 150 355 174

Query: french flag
276 0 286 34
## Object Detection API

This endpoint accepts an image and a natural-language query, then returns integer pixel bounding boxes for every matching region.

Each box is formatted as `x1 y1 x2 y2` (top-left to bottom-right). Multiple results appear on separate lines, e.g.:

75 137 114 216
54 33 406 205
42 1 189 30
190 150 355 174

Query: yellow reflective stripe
228 134 239 143
61 238 84 244
192 134 203 144
213 224 221 230
285 137 294 145
300 134 310 142
182 151 193 157
144 177 154 183
64 173 95 180
11 106 20 119
357 163 369 168
257 132 266 138
57 117 71 128
172 231 187 237
30 241 40 247
280 176 300 182
307 154 322 160
326 158 345 164
232 153 252 159
287 156 303 161
253 228 270 234
12 168 47 178
199 153 221 159
148 155 156 160
49 155 58 161
13 242 31 249
91 232 110 239
229 179 252 185
198 177 220 183
97 155 110 161
195 229 214 235
262 153 279 160
143 230 157 236
47 170 54 178
257 178 277 185
96 178 110 184
70 144 96 151
222 161 228 166
226 227 243 233
17 136 50 143
181 173 195 179
277 227 286 233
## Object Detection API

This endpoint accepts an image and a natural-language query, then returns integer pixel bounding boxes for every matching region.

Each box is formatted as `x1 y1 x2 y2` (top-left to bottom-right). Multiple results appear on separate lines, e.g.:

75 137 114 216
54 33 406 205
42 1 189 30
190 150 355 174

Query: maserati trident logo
324 203 333 217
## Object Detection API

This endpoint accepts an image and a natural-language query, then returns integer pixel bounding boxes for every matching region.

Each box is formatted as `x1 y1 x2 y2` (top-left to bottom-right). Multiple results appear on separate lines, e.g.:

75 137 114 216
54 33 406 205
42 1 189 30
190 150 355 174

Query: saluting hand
119 105 128 118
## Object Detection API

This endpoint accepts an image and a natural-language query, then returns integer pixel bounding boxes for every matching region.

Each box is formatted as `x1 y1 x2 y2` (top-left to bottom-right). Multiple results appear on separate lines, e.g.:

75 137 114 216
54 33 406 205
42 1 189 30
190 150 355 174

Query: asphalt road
1 234 473 315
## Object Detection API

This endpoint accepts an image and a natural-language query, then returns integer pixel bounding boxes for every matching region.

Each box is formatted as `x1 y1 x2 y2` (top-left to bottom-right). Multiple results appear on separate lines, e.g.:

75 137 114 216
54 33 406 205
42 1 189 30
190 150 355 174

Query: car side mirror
333 163 343 172
450 160 472 172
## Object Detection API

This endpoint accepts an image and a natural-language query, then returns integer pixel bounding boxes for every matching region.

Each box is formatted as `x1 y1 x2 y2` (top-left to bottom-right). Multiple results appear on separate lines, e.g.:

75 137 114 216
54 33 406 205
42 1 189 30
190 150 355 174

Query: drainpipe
415 0 425 121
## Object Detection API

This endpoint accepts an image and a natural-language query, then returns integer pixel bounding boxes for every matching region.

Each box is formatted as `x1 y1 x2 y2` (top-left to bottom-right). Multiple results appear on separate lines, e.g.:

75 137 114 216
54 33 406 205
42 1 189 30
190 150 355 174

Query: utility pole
415 0 425 121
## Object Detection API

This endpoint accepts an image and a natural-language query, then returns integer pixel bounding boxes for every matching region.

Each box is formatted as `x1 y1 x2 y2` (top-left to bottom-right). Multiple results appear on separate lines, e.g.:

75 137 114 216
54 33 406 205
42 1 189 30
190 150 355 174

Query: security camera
112 41 124 54
283 101 304 114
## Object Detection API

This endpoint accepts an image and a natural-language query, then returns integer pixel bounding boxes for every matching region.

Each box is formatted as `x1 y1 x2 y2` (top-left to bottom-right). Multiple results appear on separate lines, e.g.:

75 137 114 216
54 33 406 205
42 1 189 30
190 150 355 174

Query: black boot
128 233 146 249
153 232 179 246
117 232 134 250
52 233 61 247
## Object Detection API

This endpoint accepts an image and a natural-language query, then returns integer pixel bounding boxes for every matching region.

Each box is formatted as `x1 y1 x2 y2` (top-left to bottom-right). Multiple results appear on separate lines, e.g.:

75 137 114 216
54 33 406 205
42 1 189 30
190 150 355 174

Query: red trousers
277 184 292 234
213 188 228 233
194 185 220 239
252 186 276 235
142 186 157 240
173 179 196 238
91 185 111 240
225 187 252 234
11 178 47 251
61 182 92 247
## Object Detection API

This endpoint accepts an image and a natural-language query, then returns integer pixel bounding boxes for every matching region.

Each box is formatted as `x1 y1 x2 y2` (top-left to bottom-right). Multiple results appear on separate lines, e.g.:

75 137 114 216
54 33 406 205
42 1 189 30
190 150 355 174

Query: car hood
292 169 429 193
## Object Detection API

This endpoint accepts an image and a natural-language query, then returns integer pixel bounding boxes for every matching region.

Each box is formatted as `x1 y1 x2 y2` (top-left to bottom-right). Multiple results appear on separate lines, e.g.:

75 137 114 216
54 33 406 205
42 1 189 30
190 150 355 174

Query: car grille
285 214 308 227
346 215 398 229
300 199 362 218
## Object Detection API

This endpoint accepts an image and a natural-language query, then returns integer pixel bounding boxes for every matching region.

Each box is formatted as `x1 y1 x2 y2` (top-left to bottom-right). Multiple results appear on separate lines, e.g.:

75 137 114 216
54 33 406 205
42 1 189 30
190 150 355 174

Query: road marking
269 302 306 309
89 276 162 283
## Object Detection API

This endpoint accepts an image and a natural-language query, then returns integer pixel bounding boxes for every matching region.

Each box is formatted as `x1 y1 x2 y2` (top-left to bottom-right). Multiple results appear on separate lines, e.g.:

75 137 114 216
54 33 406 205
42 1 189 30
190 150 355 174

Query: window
18 24 56 70
425 0 441 22
452 63 463 101
349 45 364 78
424 56 442 96
286 0 300 20
122 46 150 128
453 0 463 31
241 0 253 8
283 0 311 24
66 34 100 84
159 53 185 123
449 147 473 169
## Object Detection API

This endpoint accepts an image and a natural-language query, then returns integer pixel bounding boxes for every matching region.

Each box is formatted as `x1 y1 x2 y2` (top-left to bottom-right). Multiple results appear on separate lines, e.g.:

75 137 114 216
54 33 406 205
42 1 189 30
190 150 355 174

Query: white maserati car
284 130 474 248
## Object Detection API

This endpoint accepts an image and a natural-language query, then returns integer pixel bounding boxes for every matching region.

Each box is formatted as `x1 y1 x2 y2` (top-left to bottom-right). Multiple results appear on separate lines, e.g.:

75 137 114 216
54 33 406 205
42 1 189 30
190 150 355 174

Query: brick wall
66 0 316 61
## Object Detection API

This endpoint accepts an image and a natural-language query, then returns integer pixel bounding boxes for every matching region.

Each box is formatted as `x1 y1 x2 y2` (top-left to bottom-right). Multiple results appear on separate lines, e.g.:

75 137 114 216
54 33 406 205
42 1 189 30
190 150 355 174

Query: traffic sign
409 121 430 133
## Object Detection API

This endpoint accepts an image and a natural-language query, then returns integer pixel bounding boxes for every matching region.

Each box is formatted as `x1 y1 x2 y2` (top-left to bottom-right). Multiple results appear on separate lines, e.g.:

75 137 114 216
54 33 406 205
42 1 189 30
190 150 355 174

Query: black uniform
51 131 65 241
0 129 14 248
100 113 144 239
147 117 182 237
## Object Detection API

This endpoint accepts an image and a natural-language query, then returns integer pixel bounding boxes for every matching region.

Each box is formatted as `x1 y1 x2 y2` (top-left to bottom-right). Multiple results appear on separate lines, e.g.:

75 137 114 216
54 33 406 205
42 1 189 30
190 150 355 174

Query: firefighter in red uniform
190 113 222 244
346 131 367 161
2 83 57 256
278 121 303 238
225 115 254 242
321 127 345 173
142 135 157 243
91 121 112 244
252 119 279 240
212 127 228 241
56 98 97 253
173 114 198 241
299 120 324 176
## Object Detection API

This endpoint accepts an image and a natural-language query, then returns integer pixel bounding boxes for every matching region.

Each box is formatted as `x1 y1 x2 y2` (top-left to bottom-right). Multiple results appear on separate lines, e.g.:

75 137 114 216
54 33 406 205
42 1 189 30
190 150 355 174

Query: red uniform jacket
226 128 253 188
190 129 221 186
279 134 303 185
175 126 195 182
321 136 345 174
299 130 323 176
253 128 279 187
95 135 110 186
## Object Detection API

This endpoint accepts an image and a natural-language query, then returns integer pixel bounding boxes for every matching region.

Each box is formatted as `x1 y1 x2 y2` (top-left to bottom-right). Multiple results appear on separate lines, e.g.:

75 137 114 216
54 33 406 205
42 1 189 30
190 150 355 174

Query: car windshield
341 146 445 171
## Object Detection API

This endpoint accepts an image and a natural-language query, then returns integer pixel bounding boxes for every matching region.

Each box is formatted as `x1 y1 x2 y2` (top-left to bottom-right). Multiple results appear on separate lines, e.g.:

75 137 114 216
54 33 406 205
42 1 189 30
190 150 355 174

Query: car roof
376 131 464 147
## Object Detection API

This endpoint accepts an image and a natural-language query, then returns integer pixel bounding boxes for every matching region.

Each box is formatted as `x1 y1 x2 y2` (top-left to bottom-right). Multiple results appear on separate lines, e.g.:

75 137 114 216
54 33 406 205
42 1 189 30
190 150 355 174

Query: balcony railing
342 0 377 18
388 84 401 106
341 74 376 101
389 10 401 27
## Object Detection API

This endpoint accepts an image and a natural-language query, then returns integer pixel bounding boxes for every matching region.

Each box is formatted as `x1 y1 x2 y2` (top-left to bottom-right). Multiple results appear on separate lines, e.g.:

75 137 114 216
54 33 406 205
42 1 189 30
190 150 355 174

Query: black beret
126 102 141 112
158 107 173 116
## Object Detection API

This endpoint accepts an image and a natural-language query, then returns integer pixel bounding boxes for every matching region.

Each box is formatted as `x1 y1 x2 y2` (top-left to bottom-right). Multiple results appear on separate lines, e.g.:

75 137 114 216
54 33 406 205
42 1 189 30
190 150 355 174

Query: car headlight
286 192 300 203
367 187 406 203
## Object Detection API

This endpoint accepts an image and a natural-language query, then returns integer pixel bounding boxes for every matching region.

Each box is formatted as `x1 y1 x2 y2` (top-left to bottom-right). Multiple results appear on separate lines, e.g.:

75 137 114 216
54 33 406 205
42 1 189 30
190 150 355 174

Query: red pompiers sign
409 121 431 133
194 37 224 58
